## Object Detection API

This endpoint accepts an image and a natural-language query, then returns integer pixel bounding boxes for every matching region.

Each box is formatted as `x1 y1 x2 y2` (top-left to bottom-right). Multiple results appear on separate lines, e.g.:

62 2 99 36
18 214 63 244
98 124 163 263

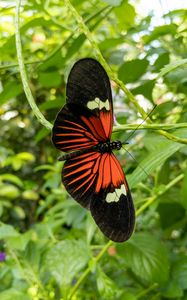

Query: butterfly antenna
124 104 157 143
122 145 149 177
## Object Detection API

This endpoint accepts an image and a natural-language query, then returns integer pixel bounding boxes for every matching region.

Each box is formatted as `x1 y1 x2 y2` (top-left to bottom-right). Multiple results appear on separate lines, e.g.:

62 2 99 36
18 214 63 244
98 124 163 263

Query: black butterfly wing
62 150 135 242
66 58 113 115
52 58 113 152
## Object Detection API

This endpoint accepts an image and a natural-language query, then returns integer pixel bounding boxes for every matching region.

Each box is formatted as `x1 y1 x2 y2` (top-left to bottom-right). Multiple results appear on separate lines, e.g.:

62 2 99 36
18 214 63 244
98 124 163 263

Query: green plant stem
113 122 187 132
15 0 53 130
68 240 113 299
68 173 184 299
64 0 187 145
136 283 158 299
136 173 184 216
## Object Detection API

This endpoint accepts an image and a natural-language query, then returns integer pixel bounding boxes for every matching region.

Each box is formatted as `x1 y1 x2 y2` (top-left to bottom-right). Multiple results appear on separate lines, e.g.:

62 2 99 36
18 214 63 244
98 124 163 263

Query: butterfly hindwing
62 150 101 208
62 151 135 242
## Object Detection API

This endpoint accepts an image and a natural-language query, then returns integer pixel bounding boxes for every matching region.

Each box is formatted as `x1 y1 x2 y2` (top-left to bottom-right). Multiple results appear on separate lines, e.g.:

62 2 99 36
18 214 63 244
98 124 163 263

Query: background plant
0 0 187 299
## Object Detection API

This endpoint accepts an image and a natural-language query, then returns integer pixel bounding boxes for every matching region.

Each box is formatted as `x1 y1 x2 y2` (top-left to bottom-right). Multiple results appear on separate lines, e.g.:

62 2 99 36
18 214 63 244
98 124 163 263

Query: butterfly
52 58 135 242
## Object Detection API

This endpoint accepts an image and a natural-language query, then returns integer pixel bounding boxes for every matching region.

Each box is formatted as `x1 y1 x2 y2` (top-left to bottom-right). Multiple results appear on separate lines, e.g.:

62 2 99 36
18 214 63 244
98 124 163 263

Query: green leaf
118 232 169 284
157 202 185 229
143 24 177 44
0 174 23 188
96 267 119 299
153 52 170 72
172 257 187 290
118 59 149 83
44 240 90 287
181 169 187 210
157 58 187 78
165 67 187 94
7 230 34 251
161 280 183 298
0 223 20 239
35 127 50 143
39 98 64 111
114 3 136 29
22 190 39 201
38 71 62 88
0 184 20 199
128 129 187 188
0 81 22 105
131 80 155 101
38 51 65 72
99 38 123 51
102 0 123 6
16 152 35 162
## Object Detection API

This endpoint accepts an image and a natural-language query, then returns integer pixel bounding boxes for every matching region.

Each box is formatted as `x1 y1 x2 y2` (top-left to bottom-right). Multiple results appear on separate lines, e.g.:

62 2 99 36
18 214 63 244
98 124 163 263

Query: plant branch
15 0 53 130
113 122 187 132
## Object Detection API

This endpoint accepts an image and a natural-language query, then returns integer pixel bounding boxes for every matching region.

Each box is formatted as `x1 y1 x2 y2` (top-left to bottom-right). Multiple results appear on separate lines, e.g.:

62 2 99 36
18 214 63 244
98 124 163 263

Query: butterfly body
52 58 135 242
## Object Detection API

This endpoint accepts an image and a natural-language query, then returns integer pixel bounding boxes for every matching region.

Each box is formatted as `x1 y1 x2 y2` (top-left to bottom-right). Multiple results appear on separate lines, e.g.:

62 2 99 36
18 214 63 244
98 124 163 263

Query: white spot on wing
87 98 110 111
106 184 127 203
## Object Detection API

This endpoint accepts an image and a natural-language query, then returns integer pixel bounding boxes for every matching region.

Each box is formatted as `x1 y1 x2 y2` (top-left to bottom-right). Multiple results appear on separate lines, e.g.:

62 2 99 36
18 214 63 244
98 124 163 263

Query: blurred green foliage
0 0 187 299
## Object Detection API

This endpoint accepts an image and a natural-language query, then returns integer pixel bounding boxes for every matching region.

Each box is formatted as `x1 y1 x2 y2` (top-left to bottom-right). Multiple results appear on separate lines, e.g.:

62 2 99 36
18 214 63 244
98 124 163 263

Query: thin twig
15 0 53 130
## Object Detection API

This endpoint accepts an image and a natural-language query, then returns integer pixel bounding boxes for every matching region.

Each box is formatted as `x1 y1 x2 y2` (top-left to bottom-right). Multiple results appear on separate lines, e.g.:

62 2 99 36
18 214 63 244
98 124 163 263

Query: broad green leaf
38 50 65 72
96 267 120 299
153 52 170 72
114 3 136 29
102 0 122 6
165 67 187 94
128 129 187 188
118 59 149 83
38 71 62 88
39 98 64 111
7 230 34 251
44 240 90 287
157 58 187 78
99 37 123 51
0 184 20 199
35 127 50 143
172 257 187 290
131 80 155 101
0 81 22 105
118 232 169 284
16 152 35 162
66 34 86 60
143 24 177 44
157 202 185 229
0 223 20 239
13 206 26 219
161 280 183 298
0 174 23 187
181 169 187 210
22 190 39 201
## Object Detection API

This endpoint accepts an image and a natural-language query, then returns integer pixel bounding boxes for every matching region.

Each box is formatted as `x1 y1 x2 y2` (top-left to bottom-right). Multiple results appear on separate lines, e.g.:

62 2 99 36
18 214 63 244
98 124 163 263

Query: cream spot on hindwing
106 184 127 203
87 98 110 111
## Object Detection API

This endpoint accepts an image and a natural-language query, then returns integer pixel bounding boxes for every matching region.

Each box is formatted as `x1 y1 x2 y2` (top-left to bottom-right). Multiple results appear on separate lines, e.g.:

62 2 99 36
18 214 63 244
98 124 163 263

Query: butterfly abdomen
97 140 122 153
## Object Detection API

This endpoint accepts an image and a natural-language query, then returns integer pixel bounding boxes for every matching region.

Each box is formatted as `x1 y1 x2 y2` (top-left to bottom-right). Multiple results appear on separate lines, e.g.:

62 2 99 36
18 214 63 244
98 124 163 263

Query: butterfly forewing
52 58 135 242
